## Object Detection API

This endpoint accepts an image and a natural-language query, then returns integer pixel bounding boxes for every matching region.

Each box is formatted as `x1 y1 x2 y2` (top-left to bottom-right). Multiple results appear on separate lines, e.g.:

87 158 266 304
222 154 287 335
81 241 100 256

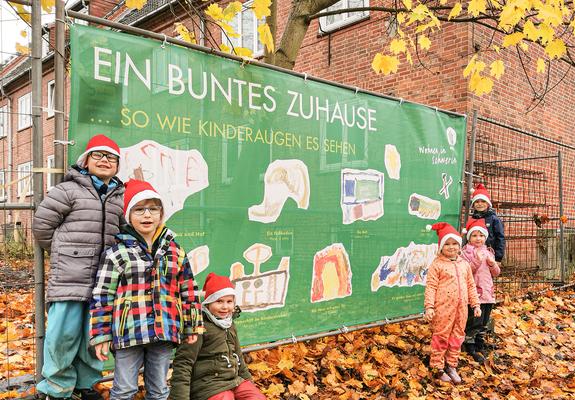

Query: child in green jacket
170 273 265 400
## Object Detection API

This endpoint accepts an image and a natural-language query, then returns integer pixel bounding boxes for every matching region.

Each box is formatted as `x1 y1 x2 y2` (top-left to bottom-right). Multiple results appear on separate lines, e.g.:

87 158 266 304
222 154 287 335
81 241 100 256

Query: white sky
0 2 55 63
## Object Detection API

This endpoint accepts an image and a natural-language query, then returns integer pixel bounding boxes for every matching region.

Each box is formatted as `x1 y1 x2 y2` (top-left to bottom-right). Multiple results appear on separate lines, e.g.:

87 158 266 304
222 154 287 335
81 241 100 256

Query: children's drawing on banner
371 242 438 291
230 243 290 312
384 144 401 180
248 160 310 224
408 193 441 220
311 243 352 303
341 169 384 225
119 140 209 220
187 245 209 276
446 127 457 148
438 173 453 199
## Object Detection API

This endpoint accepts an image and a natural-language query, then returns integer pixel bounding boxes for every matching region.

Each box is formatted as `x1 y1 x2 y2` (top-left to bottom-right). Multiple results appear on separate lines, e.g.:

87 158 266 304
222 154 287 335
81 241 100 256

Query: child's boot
445 366 462 384
432 368 452 383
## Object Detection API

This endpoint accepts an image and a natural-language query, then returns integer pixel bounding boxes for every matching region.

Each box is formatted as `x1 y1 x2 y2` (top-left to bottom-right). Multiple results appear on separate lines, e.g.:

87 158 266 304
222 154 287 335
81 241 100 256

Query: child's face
441 238 460 259
473 199 489 212
468 230 486 247
207 295 235 319
130 199 162 237
85 151 119 181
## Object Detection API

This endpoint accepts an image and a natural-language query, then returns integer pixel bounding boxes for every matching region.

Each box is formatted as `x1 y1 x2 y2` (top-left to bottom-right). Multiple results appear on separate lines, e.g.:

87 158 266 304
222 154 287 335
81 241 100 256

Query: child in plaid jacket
90 180 204 400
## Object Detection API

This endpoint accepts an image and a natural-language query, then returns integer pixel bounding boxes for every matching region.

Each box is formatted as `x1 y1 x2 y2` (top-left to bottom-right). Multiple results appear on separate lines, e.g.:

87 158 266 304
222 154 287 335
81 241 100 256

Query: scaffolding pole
54 0 66 184
31 0 46 381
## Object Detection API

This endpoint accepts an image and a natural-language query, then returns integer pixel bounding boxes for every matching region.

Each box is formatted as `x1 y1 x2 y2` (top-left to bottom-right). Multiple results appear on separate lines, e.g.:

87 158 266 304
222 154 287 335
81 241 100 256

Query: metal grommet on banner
340 325 349 334
291 334 297 344
54 140 75 146
161 34 167 49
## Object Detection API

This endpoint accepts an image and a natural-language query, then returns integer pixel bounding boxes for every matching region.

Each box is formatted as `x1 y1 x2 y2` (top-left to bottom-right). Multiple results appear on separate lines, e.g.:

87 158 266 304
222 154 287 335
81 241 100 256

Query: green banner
69 25 466 346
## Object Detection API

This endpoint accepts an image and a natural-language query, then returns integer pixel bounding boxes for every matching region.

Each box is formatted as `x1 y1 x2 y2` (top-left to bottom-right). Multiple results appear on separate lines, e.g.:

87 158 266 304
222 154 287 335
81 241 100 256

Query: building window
47 80 55 118
42 32 50 58
76 5 89 25
0 105 7 138
222 1 264 56
0 170 6 202
46 155 55 191
18 92 32 130
17 161 33 198
319 0 369 33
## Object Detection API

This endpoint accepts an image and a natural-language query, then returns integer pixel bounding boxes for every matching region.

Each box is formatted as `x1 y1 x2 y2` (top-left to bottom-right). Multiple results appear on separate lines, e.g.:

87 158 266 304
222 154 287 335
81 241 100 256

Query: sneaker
73 389 104 400
438 372 452 383
445 366 462 384
469 351 486 363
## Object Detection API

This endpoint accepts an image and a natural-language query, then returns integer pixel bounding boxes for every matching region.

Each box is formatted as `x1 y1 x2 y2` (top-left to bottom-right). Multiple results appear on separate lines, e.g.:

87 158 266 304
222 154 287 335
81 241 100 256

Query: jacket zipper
175 300 184 334
119 299 132 335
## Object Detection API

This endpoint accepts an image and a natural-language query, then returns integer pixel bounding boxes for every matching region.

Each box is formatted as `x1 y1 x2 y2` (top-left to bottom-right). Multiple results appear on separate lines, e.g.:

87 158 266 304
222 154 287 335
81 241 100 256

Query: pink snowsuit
424 255 480 369
461 244 501 304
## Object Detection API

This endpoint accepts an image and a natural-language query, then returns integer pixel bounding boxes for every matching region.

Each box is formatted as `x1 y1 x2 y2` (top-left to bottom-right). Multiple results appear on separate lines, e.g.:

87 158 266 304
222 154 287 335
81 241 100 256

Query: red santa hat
427 222 462 250
76 134 121 167
123 179 163 223
202 272 236 304
471 183 492 207
463 218 489 240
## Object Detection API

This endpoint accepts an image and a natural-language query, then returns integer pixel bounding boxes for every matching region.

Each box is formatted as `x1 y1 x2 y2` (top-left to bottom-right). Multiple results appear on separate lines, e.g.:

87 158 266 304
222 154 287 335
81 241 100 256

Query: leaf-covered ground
1 258 574 399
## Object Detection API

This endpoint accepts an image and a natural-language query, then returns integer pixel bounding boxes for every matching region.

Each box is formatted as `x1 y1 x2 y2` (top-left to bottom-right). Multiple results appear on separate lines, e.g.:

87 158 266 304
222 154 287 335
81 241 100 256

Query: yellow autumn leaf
252 0 272 19
174 23 196 44
219 43 231 53
371 53 399 75
406 49 413 65
538 23 555 45
263 383 285 396
126 0 146 10
407 4 431 25
219 21 240 38
502 32 524 47
15 42 30 55
536 58 546 73
223 1 242 21
463 54 478 77
440 0 447 4
522 20 539 41
519 41 528 51
402 0 412 10
233 47 253 57
20 30 27 38
10 3 31 24
258 23 275 52
469 72 493 95
41 0 54 13
537 3 563 27
277 357 294 370
205 3 224 21
493 44 500 53
419 35 431 50
467 0 486 17
545 38 566 59
448 3 462 20
490 60 505 79
397 12 407 24
390 38 407 54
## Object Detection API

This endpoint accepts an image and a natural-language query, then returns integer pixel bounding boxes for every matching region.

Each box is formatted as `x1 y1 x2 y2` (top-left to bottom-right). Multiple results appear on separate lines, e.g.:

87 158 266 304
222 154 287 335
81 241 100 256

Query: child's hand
94 341 111 361
424 308 435 322
486 254 497 267
473 306 482 318
186 334 198 345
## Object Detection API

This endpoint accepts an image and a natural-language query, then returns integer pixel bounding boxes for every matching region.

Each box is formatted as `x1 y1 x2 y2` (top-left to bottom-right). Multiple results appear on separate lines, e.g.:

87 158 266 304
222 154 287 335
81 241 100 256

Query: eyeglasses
132 206 162 216
90 151 119 164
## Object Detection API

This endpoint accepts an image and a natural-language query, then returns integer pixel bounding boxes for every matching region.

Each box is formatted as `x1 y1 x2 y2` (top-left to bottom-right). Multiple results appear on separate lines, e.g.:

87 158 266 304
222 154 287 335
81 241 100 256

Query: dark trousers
464 303 494 351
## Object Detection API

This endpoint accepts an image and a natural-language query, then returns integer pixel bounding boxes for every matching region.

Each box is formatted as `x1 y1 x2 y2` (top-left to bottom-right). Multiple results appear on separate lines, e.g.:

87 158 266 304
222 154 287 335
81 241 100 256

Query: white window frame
0 170 6 202
42 32 50 58
47 80 55 118
0 105 7 138
17 161 33 198
46 155 55 191
76 6 89 25
18 92 32 130
222 1 264 57
319 0 369 33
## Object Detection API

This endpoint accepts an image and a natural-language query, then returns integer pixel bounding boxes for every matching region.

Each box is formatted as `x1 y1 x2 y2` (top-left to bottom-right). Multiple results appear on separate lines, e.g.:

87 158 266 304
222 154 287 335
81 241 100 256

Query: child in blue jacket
470 184 505 263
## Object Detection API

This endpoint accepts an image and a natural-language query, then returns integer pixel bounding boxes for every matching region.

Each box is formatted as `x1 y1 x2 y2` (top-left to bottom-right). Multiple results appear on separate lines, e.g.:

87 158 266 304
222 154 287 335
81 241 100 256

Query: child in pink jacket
424 222 481 384
461 218 501 363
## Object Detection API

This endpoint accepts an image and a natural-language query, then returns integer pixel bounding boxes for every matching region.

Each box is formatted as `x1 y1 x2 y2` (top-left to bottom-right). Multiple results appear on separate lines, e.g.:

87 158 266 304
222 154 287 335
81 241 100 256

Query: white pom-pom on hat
461 228 468 234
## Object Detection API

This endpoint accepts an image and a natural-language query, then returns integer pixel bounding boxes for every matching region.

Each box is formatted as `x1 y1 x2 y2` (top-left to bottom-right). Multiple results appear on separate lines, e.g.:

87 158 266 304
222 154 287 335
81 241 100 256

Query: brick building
1 0 574 278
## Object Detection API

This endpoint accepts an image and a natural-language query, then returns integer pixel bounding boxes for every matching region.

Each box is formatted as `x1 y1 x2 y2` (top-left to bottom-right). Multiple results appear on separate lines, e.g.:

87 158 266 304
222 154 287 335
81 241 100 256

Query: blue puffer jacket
472 208 505 262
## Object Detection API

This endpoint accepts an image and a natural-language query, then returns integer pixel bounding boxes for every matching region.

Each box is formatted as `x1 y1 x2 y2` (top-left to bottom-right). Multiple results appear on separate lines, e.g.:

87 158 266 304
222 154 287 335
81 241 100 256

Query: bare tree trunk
273 0 339 69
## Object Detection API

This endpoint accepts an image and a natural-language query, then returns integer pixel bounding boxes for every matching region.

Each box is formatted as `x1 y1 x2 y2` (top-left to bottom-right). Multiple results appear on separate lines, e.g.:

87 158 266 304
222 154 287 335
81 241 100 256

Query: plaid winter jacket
90 227 204 350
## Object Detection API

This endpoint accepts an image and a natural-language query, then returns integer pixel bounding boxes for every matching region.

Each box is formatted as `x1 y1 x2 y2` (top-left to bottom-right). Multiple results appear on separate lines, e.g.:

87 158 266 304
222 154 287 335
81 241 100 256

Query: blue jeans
110 341 173 400
37 301 103 398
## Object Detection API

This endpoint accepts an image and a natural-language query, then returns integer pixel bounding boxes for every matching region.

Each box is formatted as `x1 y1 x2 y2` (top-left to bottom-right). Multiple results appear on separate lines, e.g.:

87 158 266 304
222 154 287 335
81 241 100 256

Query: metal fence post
558 151 565 284
463 110 478 227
